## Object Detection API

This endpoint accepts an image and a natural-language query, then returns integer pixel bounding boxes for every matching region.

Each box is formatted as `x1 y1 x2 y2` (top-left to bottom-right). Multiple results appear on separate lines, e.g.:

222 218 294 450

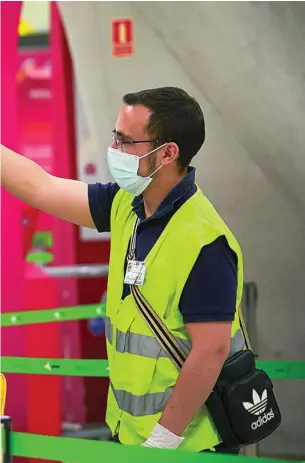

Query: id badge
124 260 146 286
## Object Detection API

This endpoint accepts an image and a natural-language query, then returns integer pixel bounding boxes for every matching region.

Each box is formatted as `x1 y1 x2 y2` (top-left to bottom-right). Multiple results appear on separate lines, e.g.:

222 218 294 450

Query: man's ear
161 142 179 166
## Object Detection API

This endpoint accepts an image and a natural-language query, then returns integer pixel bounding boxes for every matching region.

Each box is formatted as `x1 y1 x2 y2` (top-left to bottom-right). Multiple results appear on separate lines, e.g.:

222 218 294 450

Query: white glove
141 422 184 449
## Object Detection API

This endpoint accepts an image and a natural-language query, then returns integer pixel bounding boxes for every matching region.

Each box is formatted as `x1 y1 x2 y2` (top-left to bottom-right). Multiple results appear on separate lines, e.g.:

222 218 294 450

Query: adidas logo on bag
243 389 275 430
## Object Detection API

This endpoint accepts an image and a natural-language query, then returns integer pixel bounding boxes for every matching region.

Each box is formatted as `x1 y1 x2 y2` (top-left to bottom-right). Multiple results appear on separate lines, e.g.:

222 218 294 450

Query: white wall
21 0 50 33
58 2 305 456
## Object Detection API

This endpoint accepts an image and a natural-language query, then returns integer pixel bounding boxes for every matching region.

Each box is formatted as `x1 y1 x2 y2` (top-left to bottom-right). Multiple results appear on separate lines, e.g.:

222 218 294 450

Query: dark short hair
123 87 205 169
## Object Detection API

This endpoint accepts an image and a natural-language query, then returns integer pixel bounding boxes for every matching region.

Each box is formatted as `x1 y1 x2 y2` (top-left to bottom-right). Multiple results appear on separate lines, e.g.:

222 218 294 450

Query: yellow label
0 374 7 414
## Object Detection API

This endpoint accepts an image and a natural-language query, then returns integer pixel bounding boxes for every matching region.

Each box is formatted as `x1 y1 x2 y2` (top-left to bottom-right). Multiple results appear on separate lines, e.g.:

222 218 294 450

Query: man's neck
143 169 187 218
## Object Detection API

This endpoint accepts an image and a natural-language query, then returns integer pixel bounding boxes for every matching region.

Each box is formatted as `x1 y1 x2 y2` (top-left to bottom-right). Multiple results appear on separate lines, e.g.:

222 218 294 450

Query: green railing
1 357 305 379
1 303 106 327
2 303 305 462
7 431 297 463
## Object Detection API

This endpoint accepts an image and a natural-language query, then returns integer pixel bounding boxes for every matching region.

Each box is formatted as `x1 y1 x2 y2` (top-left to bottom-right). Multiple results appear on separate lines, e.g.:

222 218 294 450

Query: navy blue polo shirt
88 167 238 323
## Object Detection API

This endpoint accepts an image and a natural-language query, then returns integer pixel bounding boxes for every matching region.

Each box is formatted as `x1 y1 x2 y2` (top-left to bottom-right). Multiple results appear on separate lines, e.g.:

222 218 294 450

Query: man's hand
158 321 231 437
141 423 184 449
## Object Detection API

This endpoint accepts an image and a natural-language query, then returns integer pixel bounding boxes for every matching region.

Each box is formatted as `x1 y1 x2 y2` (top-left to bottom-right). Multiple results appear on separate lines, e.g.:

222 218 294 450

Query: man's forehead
115 104 151 139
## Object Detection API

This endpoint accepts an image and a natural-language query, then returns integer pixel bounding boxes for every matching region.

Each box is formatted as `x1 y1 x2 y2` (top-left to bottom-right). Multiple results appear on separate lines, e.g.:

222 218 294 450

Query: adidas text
251 409 274 430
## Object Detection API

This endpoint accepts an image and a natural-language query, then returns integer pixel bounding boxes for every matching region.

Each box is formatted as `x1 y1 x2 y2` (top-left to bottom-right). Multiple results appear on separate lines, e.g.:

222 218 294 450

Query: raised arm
1 144 95 228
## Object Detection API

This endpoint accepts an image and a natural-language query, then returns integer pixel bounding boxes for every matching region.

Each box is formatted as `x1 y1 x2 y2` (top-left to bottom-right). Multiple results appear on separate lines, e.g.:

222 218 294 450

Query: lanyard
127 218 140 261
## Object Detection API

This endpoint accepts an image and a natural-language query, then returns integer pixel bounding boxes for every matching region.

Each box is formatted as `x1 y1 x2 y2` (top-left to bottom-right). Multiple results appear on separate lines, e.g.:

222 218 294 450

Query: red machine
1 5 110 463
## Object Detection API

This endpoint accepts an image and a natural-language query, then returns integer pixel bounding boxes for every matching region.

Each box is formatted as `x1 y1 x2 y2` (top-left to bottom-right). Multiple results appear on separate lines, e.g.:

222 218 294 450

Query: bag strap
128 219 254 369
131 284 186 369
132 285 253 366
238 306 253 353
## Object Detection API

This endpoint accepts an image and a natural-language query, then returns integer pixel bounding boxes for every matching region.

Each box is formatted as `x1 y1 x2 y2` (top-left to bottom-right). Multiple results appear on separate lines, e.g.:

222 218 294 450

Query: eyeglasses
112 130 169 148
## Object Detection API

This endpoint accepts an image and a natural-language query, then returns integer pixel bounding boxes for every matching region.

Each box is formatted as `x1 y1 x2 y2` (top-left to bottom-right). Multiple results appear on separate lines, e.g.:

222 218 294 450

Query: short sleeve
88 182 120 232
179 236 238 323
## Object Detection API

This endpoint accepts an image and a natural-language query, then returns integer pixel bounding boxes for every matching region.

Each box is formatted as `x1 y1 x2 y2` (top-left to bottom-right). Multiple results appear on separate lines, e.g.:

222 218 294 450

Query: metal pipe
39 264 109 278
61 422 112 440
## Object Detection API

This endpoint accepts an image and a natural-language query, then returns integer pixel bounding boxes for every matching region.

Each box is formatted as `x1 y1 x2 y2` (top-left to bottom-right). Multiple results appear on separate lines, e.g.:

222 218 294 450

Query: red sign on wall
112 18 134 58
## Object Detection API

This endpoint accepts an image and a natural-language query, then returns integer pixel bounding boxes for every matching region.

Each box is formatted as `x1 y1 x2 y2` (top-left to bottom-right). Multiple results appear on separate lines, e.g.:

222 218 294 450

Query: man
1 87 244 454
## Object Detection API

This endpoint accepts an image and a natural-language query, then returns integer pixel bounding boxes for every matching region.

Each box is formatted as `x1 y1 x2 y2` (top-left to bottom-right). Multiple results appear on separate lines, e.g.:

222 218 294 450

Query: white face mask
107 144 167 196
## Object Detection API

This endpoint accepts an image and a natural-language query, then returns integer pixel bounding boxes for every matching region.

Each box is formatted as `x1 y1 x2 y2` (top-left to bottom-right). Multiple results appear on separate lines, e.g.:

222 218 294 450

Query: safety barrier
2 430 298 463
1 303 106 326
2 303 305 462
2 357 305 379
2 304 304 378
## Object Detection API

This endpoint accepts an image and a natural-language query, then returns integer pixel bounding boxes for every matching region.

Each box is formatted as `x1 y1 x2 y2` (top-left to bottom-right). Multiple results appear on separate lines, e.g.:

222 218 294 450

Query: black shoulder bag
131 284 281 447
128 224 281 448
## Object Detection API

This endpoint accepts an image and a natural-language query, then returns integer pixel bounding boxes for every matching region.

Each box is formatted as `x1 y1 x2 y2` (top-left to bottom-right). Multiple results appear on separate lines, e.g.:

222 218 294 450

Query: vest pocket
110 312 176 417
111 335 163 391
110 301 186 417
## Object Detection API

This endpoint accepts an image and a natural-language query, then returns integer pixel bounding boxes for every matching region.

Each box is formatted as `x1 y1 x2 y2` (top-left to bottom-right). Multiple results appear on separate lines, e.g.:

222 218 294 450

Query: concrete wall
56 1 305 456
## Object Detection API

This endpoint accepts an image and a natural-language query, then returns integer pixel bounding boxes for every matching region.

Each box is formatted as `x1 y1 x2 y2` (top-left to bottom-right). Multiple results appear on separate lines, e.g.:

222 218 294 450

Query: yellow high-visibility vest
105 187 244 451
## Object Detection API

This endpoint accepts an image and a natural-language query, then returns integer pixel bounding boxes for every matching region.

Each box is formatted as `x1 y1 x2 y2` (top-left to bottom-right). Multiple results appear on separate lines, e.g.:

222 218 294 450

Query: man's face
112 104 160 176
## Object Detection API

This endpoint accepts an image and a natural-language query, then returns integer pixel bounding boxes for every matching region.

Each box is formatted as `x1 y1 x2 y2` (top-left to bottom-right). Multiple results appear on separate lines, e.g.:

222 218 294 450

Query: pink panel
51 2 85 424
17 43 62 461
0 1 27 436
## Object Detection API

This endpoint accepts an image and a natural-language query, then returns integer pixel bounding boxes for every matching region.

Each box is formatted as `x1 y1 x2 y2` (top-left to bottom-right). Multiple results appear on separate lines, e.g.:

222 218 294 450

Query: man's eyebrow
113 128 132 140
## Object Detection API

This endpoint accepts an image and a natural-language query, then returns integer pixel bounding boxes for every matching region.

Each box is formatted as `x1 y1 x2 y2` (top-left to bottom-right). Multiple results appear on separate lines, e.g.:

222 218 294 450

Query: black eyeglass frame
111 130 170 146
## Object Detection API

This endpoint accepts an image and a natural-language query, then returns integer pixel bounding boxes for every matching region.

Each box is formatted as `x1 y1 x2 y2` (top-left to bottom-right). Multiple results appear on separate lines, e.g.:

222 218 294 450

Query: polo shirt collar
132 166 196 220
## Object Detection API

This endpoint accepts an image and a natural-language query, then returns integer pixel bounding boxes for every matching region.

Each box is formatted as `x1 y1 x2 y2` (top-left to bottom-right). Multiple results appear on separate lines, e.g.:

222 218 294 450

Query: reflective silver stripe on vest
104 317 113 344
110 329 245 417
111 383 173 417
108 325 244 359
116 329 191 359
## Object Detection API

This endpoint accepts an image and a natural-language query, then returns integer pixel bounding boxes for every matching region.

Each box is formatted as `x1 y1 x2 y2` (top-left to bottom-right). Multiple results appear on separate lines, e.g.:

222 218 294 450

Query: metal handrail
39 264 109 278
